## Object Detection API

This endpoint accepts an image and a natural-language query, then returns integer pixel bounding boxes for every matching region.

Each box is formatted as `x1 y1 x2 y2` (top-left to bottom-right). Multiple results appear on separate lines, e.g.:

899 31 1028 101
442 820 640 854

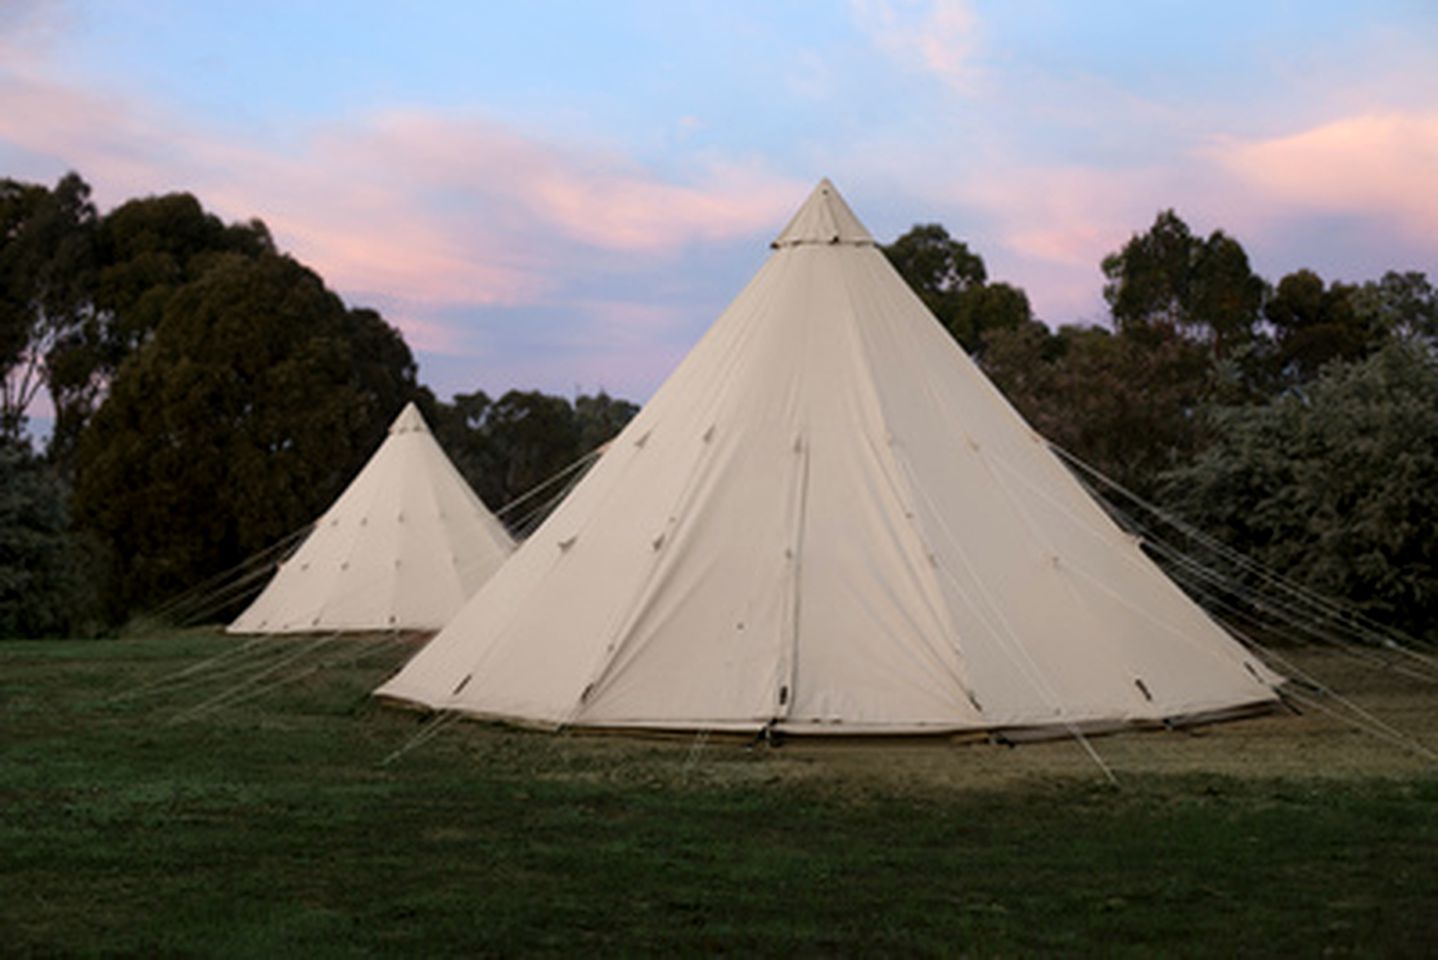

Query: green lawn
2 630 1436 957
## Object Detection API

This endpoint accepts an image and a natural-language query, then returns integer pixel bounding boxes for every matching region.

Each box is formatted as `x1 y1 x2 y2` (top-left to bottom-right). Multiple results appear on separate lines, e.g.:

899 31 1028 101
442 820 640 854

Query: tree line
886 217 1437 639
2 171 1434 640
0 172 635 632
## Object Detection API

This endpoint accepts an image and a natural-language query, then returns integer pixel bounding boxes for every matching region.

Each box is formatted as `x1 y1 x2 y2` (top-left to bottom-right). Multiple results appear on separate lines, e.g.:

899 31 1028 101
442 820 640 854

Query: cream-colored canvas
376 181 1280 734
229 403 513 634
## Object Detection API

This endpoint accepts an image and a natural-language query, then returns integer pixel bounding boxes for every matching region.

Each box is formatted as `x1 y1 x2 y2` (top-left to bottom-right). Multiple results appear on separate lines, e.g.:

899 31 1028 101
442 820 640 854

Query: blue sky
3 0 1435 407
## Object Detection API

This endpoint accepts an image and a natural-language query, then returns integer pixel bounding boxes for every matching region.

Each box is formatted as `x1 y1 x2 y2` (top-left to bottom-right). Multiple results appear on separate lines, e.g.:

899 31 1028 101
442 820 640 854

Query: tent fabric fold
375 179 1281 735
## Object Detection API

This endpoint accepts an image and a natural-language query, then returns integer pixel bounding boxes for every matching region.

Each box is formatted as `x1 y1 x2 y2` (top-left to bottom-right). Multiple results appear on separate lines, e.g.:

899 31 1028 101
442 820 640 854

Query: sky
3 0 1436 408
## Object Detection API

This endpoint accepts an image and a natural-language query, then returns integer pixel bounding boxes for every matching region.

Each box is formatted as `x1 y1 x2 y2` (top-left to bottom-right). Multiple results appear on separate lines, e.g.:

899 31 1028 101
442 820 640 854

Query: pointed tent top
376 172 1281 735
389 401 429 436
771 178 875 249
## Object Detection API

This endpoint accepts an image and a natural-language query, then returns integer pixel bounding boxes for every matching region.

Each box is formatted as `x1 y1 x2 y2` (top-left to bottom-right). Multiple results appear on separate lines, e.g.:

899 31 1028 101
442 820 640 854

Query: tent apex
772 179 875 249
390 401 429 435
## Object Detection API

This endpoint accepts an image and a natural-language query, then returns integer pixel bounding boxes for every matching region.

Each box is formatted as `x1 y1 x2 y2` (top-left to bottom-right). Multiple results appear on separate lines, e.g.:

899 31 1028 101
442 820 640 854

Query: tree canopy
2 168 1432 640
431 389 638 520
882 223 1031 351
0 443 95 637
981 319 1213 497
1101 209 1265 360
0 173 98 443
1160 341 1438 640
71 250 419 617
48 192 275 464
0 173 279 462
906 209 1437 635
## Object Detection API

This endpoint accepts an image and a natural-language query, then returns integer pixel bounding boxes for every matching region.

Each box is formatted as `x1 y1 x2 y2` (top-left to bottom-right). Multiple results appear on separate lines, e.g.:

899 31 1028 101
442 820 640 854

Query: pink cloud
902 112 1438 325
913 163 1187 323
0 67 799 362
358 110 800 253
0 0 72 58
851 0 981 92
1211 110 1438 242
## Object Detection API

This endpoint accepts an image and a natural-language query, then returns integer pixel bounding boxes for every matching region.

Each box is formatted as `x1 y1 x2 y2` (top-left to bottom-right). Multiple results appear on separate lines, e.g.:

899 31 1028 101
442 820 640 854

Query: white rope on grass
125 618 414 708
951 434 1434 774
167 632 408 722
380 710 466 766
166 632 342 725
1218 625 1438 762
1281 686 1438 763
1177 592 1438 764
108 634 287 703
1001 450 1438 762
682 728 711 777
104 632 276 701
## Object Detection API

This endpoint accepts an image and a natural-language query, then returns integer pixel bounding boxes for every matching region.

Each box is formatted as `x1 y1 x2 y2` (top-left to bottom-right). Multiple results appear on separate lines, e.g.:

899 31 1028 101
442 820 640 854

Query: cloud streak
897 107 1438 326
851 0 981 92
4 3 1434 402
1211 110 1438 244
0 64 799 372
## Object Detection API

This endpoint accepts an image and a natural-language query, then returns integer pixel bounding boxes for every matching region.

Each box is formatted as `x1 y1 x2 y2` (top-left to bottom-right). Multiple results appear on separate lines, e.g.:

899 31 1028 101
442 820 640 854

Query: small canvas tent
229 402 514 634
376 180 1280 735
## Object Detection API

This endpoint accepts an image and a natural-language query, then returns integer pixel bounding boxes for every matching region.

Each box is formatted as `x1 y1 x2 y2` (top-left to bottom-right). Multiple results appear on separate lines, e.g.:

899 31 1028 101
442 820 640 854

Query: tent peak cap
390 401 429 435
772 178 876 249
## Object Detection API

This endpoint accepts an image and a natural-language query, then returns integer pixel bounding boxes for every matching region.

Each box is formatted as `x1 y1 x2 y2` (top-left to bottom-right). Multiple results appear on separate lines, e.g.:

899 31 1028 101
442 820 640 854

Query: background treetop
1 169 1432 640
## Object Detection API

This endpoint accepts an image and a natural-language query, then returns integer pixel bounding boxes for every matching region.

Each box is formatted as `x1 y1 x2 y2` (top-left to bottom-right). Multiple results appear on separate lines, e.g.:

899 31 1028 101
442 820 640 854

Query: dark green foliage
70 252 419 619
1352 270 1438 346
2 633 1436 956
2 170 636 623
0 174 279 462
479 389 586 504
46 191 276 466
0 172 98 444
574 389 640 454
432 388 638 514
982 320 1214 497
1264 269 1380 384
1161 341 1438 639
1102 210 1264 360
0 444 95 636
882 223 1031 351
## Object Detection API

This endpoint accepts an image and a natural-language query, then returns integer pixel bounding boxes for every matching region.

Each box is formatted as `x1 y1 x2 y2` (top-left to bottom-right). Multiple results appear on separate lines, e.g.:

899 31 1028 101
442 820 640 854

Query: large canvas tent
230 402 514 634
377 180 1281 736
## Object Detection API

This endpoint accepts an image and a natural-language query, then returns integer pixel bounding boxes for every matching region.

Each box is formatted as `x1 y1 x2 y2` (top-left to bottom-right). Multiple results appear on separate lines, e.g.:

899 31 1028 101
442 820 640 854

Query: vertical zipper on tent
775 432 810 723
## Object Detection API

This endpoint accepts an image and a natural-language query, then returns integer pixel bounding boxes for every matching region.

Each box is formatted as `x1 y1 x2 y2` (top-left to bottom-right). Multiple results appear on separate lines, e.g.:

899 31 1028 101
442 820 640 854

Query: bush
1160 341 1438 641
0 444 97 637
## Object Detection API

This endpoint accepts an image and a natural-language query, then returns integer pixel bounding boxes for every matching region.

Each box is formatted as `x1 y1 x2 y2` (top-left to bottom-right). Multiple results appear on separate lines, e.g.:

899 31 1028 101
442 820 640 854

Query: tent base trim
372 692 1284 743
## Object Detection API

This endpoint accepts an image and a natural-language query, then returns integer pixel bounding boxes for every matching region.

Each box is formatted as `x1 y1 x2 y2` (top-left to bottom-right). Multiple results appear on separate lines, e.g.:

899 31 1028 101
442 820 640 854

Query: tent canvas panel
229 403 514 634
375 180 1280 735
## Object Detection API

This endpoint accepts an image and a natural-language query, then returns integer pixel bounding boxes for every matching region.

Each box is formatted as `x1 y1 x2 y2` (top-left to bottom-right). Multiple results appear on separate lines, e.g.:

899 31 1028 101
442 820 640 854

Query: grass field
3 630 1436 957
